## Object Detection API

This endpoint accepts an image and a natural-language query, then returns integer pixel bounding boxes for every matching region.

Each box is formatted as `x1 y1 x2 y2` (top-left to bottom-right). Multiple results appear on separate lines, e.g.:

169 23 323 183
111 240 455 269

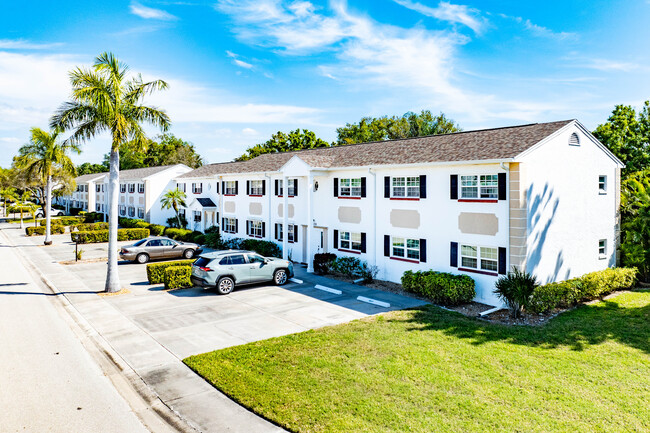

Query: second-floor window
128 183 135 193
178 183 186 192
192 183 202 194
460 175 498 199
120 184 126 193
392 177 420 198
340 178 362 197
249 180 264 196
599 175 607 194
96 185 101 192
340 231 362 252
225 181 237 195
138 183 144 193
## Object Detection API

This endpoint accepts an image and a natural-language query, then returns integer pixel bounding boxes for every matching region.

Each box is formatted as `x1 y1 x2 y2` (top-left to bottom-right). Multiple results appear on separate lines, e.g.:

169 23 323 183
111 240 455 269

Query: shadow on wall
403 291 650 354
526 182 565 283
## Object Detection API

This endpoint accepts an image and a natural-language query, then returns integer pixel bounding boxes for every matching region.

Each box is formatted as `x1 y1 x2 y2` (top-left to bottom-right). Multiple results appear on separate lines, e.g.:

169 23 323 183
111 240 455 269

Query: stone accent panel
458 212 498 235
338 206 361 224
224 201 236 213
249 203 262 216
390 209 420 229
277 204 295 218
509 163 527 270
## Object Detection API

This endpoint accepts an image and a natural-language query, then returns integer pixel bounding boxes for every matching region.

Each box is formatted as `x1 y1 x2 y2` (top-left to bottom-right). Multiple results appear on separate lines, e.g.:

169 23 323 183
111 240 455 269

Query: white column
282 176 289 261
306 173 314 272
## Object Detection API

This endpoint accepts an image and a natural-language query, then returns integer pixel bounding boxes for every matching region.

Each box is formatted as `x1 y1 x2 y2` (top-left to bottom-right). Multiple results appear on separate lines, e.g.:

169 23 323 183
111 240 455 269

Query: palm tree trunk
105 148 121 293
44 175 52 245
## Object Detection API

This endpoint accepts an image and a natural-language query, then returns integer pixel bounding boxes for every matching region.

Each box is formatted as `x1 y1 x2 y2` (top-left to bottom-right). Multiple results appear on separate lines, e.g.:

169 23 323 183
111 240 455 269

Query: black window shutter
498 172 506 200
360 177 366 197
262 222 266 238
246 180 250 195
420 239 427 263
262 180 266 196
333 230 338 248
217 212 219 225
384 176 390 198
274 223 278 240
235 218 238 233
450 242 458 267
450 175 458 200
384 235 390 256
246 220 250 235
275 179 279 196
222 217 225 229
234 181 238 195
333 178 338 197
221 181 225 193
361 232 366 253
420 175 427 199
498 247 507 274
293 179 298 196
294 225 298 243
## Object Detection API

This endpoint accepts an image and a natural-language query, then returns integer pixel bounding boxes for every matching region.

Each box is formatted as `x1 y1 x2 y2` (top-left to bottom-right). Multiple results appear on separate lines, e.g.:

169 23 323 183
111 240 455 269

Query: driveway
2 223 427 432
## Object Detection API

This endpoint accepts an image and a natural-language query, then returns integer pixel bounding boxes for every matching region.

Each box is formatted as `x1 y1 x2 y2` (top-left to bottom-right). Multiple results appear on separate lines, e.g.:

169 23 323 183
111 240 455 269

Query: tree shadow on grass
401 290 650 354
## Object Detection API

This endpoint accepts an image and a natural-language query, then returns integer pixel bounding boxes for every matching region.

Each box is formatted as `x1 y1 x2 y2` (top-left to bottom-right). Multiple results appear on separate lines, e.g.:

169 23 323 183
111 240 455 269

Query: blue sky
1 0 649 167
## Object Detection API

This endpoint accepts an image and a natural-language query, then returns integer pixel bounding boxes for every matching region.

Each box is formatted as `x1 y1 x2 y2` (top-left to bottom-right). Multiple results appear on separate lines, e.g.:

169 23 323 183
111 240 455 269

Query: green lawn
184 291 650 433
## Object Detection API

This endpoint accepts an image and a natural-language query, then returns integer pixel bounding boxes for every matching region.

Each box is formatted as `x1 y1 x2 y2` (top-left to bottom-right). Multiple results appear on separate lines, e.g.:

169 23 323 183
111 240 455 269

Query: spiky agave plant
494 267 539 318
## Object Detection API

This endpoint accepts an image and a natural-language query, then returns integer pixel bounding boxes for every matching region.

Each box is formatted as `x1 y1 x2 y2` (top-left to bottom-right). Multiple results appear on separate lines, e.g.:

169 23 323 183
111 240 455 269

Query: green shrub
118 217 146 228
494 268 540 318
147 260 195 284
164 265 193 290
164 227 194 241
528 267 638 314
313 253 337 275
331 257 364 280
222 237 243 250
26 225 65 236
204 226 221 249
71 222 109 232
82 212 104 223
41 216 83 226
166 215 188 229
149 224 165 236
240 238 282 258
401 270 475 306
71 228 149 244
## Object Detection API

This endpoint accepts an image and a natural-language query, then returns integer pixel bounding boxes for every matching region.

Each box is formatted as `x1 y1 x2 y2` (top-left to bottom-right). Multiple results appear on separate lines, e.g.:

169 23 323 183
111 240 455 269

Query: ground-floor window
392 237 420 261
275 223 297 242
247 220 264 238
138 208 144 219
128 206 135 217
193 210 201 222
460 245 498 272
223 217 237 234
119 205 126 216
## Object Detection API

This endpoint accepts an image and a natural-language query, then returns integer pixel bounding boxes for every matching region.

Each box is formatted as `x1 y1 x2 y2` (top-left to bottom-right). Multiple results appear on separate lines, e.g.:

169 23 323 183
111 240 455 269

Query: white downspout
264 173 272 241
282 175 289 261
306 172 314 272
368 168 377 268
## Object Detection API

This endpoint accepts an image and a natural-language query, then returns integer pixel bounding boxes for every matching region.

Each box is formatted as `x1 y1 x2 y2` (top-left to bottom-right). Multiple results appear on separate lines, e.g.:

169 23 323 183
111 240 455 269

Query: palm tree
51 52 170 293
0 187 16 218
14 127 79 245
160 188 187 228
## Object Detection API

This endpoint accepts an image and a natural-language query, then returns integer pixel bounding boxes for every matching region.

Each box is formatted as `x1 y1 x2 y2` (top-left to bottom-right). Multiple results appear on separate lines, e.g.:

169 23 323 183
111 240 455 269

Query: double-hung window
598 239 607 258
249 180 264 195
598 175 607 194
192 183 202 194
128 183 135 193
138 183 144 193
120 184 126 193
460 245 498 272
193 210 201 222
138 208 144 219
340 231 362 251
223 217 236 234
392 177 420 198
119 205 126 216
179 208 185 219
225 181 237 195
392 237 420 261
128 206 135 217
340 178 362 197
460 175 498 199
96 185 101 192
247 220 263 238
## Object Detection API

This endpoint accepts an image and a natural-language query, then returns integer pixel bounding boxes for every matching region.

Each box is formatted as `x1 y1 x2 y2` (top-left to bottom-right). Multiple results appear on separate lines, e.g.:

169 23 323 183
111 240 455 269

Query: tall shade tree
51 52 170 292
14 127 79 245
160 188 187 229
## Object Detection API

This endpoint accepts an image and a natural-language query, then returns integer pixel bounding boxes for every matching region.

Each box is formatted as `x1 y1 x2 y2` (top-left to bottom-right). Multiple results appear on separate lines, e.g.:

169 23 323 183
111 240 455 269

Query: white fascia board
142 164 192 180
513 120 575 161
574 120 625 168
318 158 514 173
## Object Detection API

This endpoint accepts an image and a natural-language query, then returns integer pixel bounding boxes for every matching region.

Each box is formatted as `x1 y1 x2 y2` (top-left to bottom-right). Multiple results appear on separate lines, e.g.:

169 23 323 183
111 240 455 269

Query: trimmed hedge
26 225 65 236
313 253 337 275
221 237 282 258
528 267 638 314
402 270 476 306
149 224 165 236
71 228 150 244
82 212 104 223
164 266 193 290
118 217 146 228
147 259 195 284
164 227 194 242
71 222 109 232
40 216 84 226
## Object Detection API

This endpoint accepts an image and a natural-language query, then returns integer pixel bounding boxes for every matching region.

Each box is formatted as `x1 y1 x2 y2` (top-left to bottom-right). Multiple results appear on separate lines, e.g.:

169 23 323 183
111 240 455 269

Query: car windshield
133 239 147 247
194 257 211 267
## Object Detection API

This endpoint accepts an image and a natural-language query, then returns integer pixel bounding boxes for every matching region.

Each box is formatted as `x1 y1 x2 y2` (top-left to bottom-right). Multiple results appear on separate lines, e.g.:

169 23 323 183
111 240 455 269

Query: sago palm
51 52 170 292
160 188 187 229
14 127 79 245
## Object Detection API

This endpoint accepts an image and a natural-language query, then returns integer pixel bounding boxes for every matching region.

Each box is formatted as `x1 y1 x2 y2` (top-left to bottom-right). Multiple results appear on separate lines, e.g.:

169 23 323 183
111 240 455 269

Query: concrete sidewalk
2 223 427 433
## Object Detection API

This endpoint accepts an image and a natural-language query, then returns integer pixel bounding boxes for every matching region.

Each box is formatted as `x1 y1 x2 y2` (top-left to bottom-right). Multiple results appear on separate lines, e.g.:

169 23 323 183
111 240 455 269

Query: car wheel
217 277 234 295
273 269 288 285
183 249 194 259
135 253 149 264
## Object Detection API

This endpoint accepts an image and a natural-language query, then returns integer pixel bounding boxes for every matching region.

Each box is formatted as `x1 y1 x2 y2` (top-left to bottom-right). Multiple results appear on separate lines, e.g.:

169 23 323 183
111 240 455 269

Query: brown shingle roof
118 164 189 180
75 172 107 183
179 120 573 178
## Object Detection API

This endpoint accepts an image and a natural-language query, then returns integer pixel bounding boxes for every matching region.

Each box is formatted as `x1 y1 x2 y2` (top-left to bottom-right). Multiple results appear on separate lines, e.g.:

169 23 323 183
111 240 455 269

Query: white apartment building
64 164 192 224
58 172 106 212
178 120 622 306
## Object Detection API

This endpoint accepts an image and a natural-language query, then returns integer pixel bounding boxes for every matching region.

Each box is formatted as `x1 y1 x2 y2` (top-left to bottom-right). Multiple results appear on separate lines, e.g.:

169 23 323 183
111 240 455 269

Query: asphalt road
0 236 151 433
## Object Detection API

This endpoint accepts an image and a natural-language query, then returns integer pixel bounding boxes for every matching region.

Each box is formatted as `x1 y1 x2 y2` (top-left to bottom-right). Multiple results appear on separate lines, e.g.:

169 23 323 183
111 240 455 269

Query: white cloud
226 50 254 69
392 0 486 34
242 127 258 135
0 39 64 50
499 14 576 40
578 58 640 72
129 2 178 20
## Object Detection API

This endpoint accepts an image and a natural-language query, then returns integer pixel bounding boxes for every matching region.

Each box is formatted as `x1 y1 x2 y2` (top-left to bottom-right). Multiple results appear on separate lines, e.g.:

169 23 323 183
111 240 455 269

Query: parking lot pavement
3 223 427 433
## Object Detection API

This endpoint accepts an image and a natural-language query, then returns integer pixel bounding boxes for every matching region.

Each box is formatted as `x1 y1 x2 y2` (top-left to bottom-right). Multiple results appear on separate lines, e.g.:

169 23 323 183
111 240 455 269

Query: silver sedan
120 236 202 264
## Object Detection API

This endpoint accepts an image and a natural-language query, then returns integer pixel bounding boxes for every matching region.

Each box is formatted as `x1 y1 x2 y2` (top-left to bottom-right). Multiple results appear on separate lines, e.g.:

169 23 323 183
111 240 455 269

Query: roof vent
569 132 580 146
